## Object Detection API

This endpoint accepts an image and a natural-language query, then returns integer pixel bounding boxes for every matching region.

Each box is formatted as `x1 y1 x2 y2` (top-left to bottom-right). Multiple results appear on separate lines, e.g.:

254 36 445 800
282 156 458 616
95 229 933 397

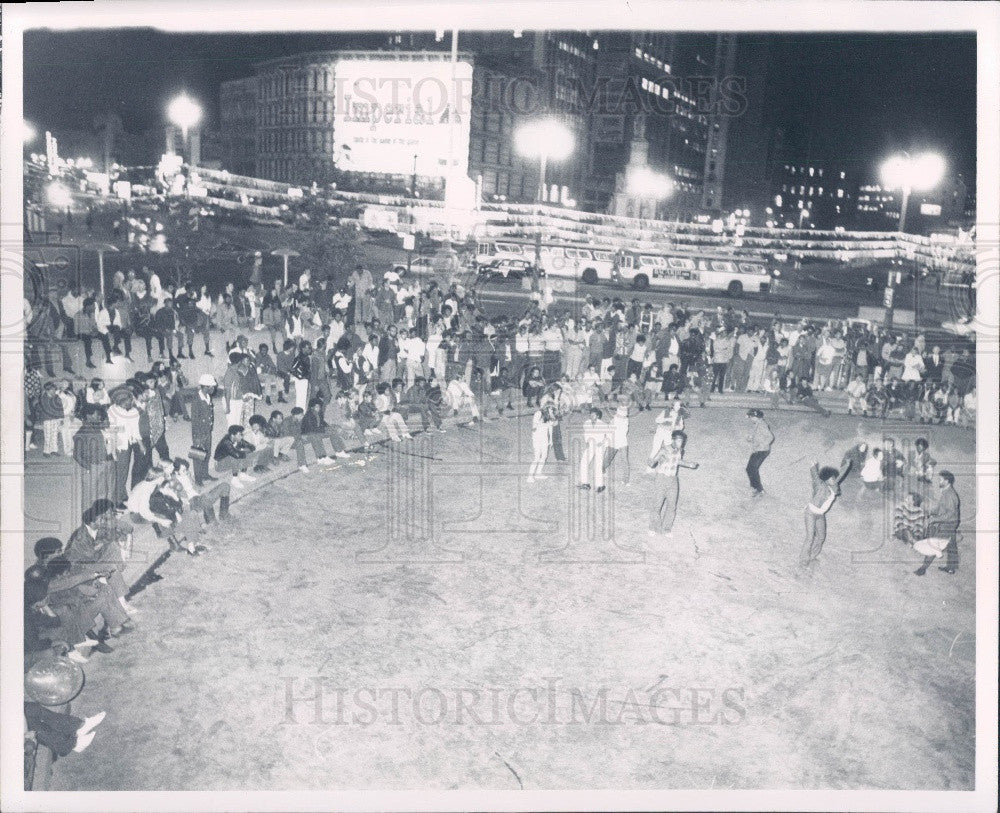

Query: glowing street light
514 118 574 204
880 151 945 233
880 150 946 327
625 165 673 200
22 121 37 145
167 94 203 139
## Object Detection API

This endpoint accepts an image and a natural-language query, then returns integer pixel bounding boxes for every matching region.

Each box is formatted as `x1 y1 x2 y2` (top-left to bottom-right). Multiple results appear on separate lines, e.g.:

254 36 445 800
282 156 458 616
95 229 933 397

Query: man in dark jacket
190 374 218 486
213 424 257 483
151 296 179 361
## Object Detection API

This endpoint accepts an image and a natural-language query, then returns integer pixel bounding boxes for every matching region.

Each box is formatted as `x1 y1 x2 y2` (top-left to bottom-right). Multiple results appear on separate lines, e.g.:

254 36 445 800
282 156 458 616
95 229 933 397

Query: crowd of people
22 258 971 768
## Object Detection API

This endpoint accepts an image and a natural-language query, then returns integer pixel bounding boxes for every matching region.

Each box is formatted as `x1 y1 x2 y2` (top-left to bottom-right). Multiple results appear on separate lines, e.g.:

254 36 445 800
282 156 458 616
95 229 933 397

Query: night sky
23 28 977 180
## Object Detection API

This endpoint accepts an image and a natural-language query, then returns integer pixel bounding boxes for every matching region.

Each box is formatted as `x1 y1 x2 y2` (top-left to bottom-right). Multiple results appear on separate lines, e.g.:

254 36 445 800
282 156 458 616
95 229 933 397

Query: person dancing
527 405 556 482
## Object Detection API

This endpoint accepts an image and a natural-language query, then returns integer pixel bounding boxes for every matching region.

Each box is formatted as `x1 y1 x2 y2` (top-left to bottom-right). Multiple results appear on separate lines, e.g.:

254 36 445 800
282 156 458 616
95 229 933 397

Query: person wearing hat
188 373 217 486
107 388 143 507
745 409 774 496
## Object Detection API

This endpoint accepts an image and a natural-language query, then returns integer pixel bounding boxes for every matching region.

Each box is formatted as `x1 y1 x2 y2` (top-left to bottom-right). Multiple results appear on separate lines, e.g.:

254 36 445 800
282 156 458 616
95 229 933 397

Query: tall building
855 173 969 233
772 160 858 230
583 32 746 221
719 35 773 222
218 77 257 176
215 31 766 220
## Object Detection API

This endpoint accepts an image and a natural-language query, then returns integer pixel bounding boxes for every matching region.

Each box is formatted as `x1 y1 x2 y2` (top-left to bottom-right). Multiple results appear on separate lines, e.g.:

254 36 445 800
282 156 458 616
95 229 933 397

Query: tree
299 226 363 286
93 112 124 174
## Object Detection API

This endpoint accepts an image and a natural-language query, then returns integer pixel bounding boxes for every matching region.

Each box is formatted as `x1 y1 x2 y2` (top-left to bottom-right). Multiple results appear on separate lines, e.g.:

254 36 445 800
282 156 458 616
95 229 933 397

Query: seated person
354 390 383 448
859 447 886 493
171 457 231 525
267 409 295 462
445 377 481 423
213 425 258 484
296 397 352 471
244 415 275 473
893 491 928 545
522 366 545 408
661 364 684 398
65 499 135 616
44 555 134 662
375 384 413 441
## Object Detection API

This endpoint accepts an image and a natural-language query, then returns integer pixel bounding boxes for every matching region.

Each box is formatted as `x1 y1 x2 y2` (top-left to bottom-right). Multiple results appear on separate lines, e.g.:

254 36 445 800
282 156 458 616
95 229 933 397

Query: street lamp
514 118 574 204
271 247 300 288
514 118 574 291
88 243 120 301
167 94 202 140
625 166 673 200
880 151 946 327
23 121 37 145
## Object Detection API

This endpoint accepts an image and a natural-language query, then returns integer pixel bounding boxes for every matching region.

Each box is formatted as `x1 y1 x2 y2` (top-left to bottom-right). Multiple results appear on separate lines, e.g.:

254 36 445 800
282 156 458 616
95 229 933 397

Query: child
37 381 65 456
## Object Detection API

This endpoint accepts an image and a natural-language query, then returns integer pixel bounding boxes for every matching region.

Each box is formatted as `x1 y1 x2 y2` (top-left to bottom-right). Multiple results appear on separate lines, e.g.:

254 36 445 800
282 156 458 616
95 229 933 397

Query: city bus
611 249 773 295
474 239 616 280
475 238 773 295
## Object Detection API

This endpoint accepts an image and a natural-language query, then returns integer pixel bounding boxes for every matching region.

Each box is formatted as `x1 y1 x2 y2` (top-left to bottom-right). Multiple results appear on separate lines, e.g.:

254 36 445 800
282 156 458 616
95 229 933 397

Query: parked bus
475 238 773 295
612 249 773 295
475 239 616 281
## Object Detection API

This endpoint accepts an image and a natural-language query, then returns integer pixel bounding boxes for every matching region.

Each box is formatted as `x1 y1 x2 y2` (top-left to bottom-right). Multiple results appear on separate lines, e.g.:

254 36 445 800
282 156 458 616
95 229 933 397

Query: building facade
772 160 859 230
218 76 257 176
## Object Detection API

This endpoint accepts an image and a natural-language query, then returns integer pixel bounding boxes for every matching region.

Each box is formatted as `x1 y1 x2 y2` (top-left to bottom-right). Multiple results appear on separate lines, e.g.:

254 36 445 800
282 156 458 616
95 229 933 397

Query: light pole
167 94 203 168
880 151 945 328
88 243 120 301
271 247 300 288
514 119 574 289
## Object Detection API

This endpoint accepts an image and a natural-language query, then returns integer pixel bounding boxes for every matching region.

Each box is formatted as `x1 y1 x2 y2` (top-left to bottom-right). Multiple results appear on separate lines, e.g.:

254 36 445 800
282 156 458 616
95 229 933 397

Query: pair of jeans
746 450 769 492
801 508 827 566
650 475 679 533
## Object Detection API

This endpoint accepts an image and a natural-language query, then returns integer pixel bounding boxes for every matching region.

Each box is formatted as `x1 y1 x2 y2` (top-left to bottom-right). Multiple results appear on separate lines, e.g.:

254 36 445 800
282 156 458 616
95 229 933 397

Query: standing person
710 328 734 393
799 459 851 573
190 374 218 486
603 402 631 485
73 405 116 508
107 387 144 507
527 405 556 482
646 430 699 538
291 341 312 411
745 408 774 496
578 407 610 492
922 470 961 575
648 397 684 463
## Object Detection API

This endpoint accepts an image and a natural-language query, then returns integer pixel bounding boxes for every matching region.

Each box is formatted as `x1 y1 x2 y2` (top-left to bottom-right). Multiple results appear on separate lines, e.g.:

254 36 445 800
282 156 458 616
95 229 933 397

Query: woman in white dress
527 405 555 482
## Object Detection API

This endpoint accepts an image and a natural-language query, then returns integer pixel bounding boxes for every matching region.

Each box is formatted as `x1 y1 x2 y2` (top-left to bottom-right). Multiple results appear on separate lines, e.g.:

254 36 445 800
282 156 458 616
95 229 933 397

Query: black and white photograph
1 2 997 811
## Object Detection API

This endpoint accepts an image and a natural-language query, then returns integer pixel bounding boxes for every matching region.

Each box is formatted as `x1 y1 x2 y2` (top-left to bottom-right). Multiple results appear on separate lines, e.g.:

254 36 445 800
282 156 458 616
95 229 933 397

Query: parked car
392 256 437 275
477 258 542 281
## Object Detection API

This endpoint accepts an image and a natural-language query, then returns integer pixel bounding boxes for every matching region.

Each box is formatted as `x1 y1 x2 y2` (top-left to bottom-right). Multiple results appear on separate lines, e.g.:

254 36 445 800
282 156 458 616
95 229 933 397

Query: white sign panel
333 57 473 178
920 202 942 217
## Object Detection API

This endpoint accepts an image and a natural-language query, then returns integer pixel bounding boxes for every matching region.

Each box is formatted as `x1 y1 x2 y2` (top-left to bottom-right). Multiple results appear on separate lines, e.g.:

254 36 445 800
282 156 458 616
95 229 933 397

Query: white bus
475 239 616 280
475 239 773 295
612 249 772 295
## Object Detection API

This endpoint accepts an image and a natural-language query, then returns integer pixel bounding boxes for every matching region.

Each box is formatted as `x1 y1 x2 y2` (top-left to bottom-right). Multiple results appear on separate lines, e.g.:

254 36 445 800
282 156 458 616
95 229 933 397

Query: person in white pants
578 407 610 491
649 397 685 464
527 406 555 482
446 378 480 422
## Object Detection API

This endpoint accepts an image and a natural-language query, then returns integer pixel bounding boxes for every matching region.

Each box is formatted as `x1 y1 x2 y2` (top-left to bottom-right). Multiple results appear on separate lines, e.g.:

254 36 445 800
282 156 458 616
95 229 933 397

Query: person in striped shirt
646 430 699 537
799 459 851 572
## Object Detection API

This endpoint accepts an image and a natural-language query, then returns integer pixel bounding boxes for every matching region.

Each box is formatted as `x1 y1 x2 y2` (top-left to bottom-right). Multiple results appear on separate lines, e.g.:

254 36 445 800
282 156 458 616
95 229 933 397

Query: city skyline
24 28 976 179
